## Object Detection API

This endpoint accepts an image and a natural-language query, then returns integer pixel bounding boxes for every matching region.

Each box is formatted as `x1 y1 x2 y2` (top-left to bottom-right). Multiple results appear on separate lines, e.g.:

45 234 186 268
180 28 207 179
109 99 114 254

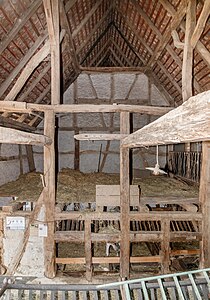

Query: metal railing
98 268 210 300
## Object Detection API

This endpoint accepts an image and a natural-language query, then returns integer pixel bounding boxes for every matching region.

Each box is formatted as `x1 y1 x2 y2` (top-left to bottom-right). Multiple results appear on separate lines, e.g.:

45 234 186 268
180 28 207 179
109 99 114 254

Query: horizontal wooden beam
0 102 173 115
54 211 202 222
55 256 161 265
122 91 210 148
74 133 128 141
80 66 146 73
0 126 51 145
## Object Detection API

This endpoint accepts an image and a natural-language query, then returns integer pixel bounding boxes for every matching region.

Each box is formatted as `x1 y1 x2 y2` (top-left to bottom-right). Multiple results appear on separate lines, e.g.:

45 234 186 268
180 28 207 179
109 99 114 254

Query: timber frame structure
0 0 209 280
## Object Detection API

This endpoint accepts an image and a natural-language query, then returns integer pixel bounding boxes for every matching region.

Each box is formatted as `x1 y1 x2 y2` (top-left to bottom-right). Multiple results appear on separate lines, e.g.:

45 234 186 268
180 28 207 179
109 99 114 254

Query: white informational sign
6 217 25 230
38 223 48 237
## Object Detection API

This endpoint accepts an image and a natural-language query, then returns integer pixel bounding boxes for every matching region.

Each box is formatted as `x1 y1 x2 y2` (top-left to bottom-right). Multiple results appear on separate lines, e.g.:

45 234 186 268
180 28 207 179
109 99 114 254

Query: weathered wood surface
74 133 128 141
122 91 210 148
200 142 210 268
0 126 51 145
0 102 173 115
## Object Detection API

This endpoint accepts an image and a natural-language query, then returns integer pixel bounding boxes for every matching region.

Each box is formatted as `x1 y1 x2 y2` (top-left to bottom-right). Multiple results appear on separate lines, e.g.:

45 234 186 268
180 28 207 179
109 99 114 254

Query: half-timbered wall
33 73 169 174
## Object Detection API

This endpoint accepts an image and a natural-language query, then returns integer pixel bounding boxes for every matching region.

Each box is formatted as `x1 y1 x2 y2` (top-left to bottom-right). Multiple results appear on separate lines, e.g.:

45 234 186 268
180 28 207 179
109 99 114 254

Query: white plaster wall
3 218 44 277
31 73 170 175
0 144 29 186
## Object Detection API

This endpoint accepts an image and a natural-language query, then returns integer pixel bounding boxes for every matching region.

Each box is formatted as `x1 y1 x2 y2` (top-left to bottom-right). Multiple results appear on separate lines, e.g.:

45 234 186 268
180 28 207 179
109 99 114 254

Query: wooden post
44 110 56 278
43 0 60 105
120 112 130 279
199 142 210 268
182 0 196 102
85 219 92 281
160 219 170 273
25 145 35 172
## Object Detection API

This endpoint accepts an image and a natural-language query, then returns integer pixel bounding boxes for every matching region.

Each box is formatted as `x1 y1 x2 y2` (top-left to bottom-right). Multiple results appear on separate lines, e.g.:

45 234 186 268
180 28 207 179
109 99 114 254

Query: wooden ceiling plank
60 0 80 73
191 0 210 49
0 0 42 55
43 0 60 106
72 0 103 38
0 31 48 98
182 0 196 102
159 0 210 67
0 126 51 145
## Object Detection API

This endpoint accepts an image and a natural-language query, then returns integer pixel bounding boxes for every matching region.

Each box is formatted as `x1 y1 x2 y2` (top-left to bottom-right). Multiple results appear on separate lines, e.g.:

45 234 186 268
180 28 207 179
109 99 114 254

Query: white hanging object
146 145 167 175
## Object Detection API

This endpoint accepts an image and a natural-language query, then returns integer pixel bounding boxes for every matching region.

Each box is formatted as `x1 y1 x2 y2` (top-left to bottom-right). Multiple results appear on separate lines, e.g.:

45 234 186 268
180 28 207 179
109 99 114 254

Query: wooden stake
26 145 36 172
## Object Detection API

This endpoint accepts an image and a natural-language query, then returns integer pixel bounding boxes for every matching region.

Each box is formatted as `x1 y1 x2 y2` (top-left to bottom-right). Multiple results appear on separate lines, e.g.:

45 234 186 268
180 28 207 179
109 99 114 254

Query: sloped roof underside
0 0 209 130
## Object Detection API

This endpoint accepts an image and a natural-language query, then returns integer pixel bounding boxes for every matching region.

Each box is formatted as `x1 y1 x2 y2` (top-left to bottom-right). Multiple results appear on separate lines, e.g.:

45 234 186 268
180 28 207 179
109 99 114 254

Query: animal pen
0 0 209 294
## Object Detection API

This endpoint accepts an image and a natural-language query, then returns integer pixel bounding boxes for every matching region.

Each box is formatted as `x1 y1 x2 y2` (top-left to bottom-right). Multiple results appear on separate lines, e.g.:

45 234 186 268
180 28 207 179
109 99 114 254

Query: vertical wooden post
160 219 170 273
85 219 92 281
199 142 210 268
43 0 60 105
44 109 56 278
25 145 35 172
182 0 196 102
120 112 130 279
73 81 80 170
18 145 23 175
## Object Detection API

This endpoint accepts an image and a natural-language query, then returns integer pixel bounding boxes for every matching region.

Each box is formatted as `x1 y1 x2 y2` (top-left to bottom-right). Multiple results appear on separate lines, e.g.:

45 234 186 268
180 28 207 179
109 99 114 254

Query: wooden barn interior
0 0 210 288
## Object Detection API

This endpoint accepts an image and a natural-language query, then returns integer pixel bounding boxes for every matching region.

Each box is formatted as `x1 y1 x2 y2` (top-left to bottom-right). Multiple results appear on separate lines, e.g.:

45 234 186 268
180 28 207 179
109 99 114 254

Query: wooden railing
168 151 201 183
55 209 202 280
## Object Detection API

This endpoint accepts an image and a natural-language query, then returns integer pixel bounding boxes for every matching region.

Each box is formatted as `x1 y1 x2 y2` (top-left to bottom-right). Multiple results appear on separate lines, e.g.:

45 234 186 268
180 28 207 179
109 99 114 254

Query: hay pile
0 168 198 203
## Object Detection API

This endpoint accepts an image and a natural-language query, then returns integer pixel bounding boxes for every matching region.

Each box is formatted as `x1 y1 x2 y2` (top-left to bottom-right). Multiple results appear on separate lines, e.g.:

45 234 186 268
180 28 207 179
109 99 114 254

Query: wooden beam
72 0 103 38
146 0 189 68
122 91 210 148
25 145 36 172
43 0 60 105
0 102 174 114
200 142 210 268
182 0 196 102
74 133 128 141
75 5 114 55
191 0 210 49
0 32 48 98
120 112 130 279
60 1 80 73
0 126 51 145
0 115 36 132
159 0 210 67
43 110 56 278
80 66 146 73
0 0 42 55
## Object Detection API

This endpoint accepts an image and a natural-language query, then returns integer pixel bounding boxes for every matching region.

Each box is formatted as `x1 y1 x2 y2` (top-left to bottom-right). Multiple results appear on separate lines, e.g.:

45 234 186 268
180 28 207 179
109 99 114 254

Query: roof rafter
159 0 210 67
191 0 210 49
145 0 189 68
72 0 104 38
0 0 42 55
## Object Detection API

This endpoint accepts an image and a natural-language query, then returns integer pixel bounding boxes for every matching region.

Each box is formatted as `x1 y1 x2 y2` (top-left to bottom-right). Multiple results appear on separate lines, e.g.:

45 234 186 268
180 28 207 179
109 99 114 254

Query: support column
44 110 56 278
120 112 130 279
199 142 210 268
